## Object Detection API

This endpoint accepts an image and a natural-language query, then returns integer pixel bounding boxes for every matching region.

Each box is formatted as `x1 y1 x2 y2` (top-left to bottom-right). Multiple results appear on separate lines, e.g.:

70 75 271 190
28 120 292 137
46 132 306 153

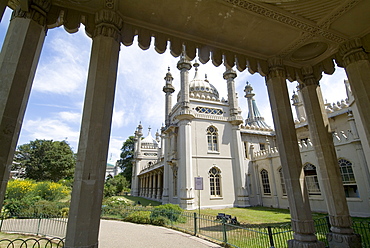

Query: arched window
260 169 271 195
338 159 358 197
278 168 286 196
209 167 221 197
207 126 218 152
304 163 321 195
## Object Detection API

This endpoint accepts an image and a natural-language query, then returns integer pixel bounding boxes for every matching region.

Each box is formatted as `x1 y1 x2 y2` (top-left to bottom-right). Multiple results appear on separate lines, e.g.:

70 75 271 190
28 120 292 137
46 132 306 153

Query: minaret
163 67 175 127
291 86 306 121
244 82 271 129
176 55 194 209
244 82 255 121
131 123 143 196
224 68 241 119
177 54 192 109
223 68 249 207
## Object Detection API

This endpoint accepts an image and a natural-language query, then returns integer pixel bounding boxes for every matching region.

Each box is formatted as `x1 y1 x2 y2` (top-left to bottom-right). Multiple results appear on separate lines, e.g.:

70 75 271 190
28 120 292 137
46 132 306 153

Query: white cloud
32 28 91 95
59 111 81 124
21 118 80 150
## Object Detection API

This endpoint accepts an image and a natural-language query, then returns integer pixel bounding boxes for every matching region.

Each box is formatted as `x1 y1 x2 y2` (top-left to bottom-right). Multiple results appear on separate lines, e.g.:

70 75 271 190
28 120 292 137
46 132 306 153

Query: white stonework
131 64 370 216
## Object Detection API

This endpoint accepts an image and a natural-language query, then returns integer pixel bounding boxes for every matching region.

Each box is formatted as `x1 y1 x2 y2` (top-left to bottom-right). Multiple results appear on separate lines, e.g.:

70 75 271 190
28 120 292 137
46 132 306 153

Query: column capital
94 9 123 42
266 57 286 81
12 0 51 27
299 66 320 89
339 38 369 67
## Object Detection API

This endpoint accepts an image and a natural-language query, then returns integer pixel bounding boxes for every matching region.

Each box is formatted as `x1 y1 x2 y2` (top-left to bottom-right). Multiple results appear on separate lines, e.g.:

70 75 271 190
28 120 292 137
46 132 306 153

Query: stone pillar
178 119 194 209
299 68 361 247
177 57 194 209
157 172 162 200
265 58 324 248
0 0 6 22
224 68 249 207
65 9 122 248
339 39 370 172
0 1 50 210
152 173 157 199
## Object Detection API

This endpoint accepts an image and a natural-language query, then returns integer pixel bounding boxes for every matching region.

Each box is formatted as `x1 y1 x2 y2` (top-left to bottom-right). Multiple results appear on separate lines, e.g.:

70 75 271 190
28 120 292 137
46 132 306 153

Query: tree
14 139 76 182
118 136 135 185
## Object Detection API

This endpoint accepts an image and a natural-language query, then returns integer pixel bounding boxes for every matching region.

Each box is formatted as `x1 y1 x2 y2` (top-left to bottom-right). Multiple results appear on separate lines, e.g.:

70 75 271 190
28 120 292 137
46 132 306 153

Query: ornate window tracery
207 126 218 151
260 169 271 195
209 167 221 197
195 106 223 115
304 163 321 195
338 159 358 197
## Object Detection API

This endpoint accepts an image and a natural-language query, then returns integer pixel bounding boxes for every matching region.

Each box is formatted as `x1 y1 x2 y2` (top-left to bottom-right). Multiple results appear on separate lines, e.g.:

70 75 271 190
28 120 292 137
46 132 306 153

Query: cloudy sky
0 7 349 163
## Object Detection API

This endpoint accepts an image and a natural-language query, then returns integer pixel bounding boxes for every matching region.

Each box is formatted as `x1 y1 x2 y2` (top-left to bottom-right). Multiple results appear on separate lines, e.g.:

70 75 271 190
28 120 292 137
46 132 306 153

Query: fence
0 213 66 247
0 208 368 248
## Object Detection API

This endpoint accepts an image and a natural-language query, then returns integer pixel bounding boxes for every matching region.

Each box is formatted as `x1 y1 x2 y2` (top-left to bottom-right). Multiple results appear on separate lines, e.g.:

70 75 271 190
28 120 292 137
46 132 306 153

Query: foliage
150 204 184 223
117 136 135 185
123 210 151 224
4 179 70 216
14 139 76 182
103 174 130 197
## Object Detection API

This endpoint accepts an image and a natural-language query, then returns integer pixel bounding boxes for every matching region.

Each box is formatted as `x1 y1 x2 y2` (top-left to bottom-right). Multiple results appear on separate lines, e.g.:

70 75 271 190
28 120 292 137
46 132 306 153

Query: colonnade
0 1 369 247
138 170 163 201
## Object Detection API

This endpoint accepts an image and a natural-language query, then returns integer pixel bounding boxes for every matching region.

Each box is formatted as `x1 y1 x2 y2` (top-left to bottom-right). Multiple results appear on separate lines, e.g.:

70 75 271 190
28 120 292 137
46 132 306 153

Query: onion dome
141 128 158 149
189 62 219 101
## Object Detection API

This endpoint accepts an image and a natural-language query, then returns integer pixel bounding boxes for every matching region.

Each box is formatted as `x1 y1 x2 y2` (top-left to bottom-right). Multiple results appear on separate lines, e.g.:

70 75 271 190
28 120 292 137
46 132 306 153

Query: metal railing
0 207 368 248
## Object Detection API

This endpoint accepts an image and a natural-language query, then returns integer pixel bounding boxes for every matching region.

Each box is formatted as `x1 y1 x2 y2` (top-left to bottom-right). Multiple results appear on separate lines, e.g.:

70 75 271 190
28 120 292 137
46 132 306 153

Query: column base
288 239 325 248
65 242 98 248
162 195 169 204
327 232 362 248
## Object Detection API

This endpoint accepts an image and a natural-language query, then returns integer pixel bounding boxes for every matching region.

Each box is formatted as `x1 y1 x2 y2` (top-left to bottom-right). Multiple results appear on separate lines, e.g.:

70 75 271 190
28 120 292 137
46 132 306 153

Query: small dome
189 63 219 101
141 129 158 149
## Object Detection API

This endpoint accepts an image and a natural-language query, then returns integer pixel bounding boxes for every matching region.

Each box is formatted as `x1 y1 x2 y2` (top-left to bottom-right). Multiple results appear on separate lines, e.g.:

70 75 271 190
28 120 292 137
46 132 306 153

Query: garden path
99 219 222 248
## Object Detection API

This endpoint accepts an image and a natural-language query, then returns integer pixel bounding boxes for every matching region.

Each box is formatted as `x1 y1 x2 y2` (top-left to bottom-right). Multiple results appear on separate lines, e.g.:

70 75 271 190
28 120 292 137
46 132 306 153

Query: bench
216 213 240 225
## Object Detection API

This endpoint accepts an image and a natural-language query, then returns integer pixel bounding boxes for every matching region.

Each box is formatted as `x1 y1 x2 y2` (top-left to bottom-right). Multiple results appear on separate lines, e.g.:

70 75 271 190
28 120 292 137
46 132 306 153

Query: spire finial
168 66 170 72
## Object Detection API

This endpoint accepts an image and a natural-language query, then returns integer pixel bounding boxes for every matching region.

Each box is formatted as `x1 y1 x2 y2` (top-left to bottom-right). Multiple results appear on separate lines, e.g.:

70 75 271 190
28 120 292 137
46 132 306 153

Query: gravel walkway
99 220 222 248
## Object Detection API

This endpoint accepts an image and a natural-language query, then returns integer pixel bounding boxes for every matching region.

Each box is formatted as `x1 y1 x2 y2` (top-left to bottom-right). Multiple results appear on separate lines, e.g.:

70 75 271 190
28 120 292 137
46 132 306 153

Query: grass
190 206 329 224
0 232 63 247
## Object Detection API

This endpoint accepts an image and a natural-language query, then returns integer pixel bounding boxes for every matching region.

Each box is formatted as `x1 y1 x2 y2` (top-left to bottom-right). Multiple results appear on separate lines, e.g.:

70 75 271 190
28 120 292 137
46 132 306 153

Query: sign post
194 177 203 219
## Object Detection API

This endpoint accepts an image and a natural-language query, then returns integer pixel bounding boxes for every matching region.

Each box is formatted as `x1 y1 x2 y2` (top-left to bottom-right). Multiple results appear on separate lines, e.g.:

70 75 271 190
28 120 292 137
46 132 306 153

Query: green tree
118 136 135 185
103 173 130 197
14 139 76 182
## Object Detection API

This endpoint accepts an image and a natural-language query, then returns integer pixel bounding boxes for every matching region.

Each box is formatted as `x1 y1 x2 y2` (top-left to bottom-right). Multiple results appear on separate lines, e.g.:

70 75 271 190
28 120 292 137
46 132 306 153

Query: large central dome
189 62 219 101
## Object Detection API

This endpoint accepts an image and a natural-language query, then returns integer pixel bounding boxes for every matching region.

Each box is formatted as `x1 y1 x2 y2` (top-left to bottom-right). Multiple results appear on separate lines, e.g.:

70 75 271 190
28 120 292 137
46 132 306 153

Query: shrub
150 204 184 223
124 211 151 224
32 181 69 201
6 180 35 200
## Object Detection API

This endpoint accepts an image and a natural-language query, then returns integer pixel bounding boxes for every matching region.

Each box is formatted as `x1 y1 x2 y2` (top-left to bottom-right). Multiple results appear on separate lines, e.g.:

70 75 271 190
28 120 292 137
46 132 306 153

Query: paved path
99 220 222 248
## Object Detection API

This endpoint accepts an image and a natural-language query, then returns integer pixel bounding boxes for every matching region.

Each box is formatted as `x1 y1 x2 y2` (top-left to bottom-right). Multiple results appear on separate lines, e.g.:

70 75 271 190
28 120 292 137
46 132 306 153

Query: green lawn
189 206 329 224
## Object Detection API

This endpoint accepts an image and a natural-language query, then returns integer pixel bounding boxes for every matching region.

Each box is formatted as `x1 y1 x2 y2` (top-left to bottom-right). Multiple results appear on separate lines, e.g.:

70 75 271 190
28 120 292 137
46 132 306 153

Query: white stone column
0 1 50 210
152 173 157 199
178 119 194 209
339 39 370 175
265 58 324 248
224 68 249 207
157 172 162 200
65 9 122 248
299 67 361 247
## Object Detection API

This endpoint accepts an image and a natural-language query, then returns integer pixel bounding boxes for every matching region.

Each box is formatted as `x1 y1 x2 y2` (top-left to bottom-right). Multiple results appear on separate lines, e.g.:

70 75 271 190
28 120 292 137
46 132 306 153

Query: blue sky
0 7 349 163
